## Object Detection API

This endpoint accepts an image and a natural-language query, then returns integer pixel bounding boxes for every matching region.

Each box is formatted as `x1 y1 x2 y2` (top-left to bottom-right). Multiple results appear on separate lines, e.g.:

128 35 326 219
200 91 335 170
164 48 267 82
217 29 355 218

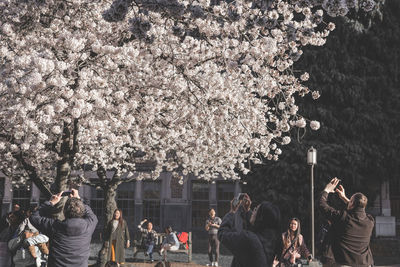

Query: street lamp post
307 146 317 258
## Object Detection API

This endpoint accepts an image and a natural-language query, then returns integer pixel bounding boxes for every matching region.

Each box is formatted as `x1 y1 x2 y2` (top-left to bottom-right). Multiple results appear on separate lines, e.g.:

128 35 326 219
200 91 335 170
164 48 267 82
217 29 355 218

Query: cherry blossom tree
0 0 381 221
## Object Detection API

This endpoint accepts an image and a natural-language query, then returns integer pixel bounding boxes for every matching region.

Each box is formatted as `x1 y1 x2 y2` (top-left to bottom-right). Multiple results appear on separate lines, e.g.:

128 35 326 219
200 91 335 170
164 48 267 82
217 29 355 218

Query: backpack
176 232 189 249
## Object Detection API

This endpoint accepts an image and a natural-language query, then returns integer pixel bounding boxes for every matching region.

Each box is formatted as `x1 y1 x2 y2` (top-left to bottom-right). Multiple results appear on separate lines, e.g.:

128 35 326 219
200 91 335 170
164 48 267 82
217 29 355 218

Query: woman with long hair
104 209 130 265
160 226 179 261
281 218 312 267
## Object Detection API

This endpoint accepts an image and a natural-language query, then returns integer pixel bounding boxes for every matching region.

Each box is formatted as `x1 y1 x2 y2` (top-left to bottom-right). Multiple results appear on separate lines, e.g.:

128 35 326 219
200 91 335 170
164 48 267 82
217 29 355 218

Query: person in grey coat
218 194 282 267
30 189 98 267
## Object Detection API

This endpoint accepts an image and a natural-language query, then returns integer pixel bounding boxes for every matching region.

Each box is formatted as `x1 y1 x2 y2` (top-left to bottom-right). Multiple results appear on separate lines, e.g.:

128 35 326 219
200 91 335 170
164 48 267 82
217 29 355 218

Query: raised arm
336 185 350 204
30 192 63 237
218 198 251 255
83 204 98 233
218 211 251 257
138 219 147 232
318 178 344 222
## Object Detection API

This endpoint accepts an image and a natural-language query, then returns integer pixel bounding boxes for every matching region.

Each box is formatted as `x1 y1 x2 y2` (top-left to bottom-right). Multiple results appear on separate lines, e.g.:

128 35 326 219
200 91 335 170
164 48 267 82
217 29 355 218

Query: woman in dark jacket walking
218 194 282 267
104 209 130 265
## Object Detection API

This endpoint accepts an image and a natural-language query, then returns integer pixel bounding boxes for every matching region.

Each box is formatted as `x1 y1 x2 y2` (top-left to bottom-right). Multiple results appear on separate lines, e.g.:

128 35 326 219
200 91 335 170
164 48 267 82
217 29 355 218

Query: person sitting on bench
160 226 179 260
138 219 157 262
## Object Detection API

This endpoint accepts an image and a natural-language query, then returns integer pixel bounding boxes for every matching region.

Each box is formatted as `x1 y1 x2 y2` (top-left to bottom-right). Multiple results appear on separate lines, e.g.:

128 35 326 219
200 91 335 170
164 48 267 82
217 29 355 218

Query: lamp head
307 146 317 165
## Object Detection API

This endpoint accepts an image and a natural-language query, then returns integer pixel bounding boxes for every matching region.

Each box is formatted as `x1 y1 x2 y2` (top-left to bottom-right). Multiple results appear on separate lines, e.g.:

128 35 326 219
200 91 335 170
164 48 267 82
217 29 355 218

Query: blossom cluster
0 0 379 184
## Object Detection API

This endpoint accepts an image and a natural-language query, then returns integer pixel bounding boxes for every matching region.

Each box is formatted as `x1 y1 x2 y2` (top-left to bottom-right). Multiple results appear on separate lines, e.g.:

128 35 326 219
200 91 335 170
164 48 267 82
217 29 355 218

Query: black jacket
319 191 374 267
30 201 98 267
218 211 280 267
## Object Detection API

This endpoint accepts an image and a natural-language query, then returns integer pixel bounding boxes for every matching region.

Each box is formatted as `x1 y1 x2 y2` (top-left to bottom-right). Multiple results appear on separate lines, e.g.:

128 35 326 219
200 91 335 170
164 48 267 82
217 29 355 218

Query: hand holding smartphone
232 193 246 208
61 191 72 197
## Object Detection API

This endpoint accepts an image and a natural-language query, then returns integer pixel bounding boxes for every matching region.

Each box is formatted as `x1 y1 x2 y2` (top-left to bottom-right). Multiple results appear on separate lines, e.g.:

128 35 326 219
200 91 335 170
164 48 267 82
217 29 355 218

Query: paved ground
89 243 400 267
89 243 234 267
106 262 218 267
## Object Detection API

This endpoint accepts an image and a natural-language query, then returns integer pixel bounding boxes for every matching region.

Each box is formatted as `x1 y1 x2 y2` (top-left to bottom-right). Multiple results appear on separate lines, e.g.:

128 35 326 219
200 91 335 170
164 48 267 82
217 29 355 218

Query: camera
232 193 246 207
61 190 72 197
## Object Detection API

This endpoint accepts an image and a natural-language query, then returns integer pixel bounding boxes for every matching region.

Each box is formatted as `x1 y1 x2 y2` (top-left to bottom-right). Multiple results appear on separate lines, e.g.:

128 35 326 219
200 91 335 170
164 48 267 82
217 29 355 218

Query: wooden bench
133 232 192 263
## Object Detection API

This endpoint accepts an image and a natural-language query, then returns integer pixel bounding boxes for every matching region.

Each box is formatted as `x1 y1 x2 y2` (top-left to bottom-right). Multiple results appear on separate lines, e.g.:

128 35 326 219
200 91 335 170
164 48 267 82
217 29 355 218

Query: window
143 181 161 228
0 178 4 215
90 186 105 228
12 183 31 210
217 182 235 218
192 182 209 228
117 182 135 226
390 179 400 219
171 176 183 199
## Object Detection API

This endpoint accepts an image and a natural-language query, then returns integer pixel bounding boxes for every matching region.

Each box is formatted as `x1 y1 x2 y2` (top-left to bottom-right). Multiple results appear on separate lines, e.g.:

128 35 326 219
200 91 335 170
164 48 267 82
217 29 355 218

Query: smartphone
335 179 342 189
61 190 72 197
232 193 246 207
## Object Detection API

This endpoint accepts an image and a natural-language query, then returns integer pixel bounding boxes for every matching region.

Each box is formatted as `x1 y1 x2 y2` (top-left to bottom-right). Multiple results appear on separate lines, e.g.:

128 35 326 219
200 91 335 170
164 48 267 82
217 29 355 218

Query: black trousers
208 234 220 262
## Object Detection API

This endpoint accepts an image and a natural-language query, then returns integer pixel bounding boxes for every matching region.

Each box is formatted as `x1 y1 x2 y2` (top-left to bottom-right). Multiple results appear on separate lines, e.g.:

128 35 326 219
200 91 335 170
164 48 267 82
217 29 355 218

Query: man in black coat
30 189 98 267
319 178 374 267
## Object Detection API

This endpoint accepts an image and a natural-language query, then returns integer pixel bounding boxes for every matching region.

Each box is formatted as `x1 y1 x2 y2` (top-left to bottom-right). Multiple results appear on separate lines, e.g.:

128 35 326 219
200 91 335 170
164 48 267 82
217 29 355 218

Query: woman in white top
160 226 179 261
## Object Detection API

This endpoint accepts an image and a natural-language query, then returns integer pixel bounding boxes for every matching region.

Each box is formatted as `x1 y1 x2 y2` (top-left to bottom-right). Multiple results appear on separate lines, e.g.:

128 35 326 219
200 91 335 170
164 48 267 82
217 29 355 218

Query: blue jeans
146 243 154 259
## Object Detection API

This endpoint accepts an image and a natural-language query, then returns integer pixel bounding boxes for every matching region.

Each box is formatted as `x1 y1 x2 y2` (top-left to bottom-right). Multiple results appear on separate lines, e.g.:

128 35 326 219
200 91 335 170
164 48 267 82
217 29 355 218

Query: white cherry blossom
0 0 378 188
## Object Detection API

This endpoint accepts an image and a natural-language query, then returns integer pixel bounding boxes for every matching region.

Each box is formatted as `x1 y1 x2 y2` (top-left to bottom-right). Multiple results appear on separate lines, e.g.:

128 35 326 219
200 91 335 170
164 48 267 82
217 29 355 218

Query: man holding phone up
205 208 222 267
30 189 98 267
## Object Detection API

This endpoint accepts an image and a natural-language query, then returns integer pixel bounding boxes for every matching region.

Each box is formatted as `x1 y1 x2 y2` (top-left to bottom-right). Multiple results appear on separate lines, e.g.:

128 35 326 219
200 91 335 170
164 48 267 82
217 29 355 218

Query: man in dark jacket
30 189 98 267
319 178 374 267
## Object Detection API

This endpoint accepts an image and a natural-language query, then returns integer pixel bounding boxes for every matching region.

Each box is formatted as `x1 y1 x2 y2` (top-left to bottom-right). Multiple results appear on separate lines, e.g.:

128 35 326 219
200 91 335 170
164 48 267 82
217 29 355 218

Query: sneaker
150 259 154 263
214 262 219 267
206 263 213 267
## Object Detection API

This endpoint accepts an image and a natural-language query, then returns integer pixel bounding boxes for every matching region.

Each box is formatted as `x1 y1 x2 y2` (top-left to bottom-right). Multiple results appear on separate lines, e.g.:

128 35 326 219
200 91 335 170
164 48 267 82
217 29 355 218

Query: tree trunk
55 159 71 193
95 180 119 267
103 183 118 229
52 123 77 220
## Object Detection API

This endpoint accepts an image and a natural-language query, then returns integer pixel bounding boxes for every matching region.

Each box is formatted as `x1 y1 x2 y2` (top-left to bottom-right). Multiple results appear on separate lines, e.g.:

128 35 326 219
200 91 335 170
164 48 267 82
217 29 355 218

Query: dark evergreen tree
242 0 400 237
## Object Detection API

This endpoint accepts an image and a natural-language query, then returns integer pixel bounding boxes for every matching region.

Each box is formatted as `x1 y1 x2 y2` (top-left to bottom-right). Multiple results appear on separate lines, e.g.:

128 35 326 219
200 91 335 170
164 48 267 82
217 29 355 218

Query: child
8 225 49 267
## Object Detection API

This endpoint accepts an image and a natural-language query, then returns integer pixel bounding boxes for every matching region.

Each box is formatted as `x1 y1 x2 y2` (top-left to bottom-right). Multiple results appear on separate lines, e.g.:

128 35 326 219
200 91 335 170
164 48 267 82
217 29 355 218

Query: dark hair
64 198 85 218
165 226 173 233
113 209 124 226
284 218 301 249
288 218 301 235
105 261 118 267
252 201 282 266
154 261 171 267
9 210 26 226
352 192 368 209
253 201 281 232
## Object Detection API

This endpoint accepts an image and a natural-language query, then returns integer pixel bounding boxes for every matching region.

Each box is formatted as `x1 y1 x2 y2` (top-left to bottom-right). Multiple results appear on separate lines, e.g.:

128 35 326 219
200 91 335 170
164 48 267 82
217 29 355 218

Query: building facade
0 172 240 238
2 172 399 238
